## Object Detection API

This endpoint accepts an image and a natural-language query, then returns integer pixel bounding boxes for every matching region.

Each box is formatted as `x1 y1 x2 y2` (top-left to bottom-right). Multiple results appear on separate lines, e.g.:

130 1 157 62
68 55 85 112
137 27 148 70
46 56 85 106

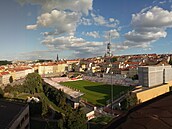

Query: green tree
24 73 43 94
126 92 138 109
4 84 13 93
57 119 64 129
169 59 172 65
72 63 77 72
9 76 13 83
57 90 66 108
0 60 12 66
120 92 138 110
110 57 117 62
41 98 48 116
65 109 87 129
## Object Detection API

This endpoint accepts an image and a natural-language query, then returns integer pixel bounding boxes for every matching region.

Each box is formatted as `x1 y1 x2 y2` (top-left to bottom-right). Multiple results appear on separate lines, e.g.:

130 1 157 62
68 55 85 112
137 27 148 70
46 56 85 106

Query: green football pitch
60 80 130 106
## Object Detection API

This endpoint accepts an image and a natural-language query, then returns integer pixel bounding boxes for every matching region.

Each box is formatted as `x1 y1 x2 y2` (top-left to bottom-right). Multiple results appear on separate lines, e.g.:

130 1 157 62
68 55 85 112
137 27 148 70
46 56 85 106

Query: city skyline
1 0 172 60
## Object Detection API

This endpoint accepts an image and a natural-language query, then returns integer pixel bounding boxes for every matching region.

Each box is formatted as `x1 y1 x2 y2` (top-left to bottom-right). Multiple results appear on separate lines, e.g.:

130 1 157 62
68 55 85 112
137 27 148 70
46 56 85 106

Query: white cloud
26 24 37 30
111 6 172 52
80 17 92 25
104 29 120 39
132 6 172 29
41 35 105 58
19 50 57 60
109 18 115 22
80 13 120 28
91 13 106 25
82 31 100 38
91 13 119 28
18 0 93 15
22 0 94 36
122 6 172 49
26 10 80 35
19 0 122 58
159 0 166 4
140 6 152 13
125 30 167 42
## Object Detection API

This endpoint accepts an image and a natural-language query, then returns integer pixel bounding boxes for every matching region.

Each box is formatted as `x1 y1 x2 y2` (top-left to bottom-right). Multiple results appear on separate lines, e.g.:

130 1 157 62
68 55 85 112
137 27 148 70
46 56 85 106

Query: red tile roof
0 72 10 76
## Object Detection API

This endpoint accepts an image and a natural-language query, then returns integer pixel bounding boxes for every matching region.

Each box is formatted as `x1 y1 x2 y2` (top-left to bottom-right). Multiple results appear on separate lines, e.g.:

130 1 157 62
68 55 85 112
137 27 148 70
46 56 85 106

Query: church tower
56 54 59 61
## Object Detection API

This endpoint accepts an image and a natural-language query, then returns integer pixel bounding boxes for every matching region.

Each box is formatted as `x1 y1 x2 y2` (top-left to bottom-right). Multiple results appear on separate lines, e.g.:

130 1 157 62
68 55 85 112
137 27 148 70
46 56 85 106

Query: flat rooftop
43 78 84 99
105 92 172 129
0 99 28 129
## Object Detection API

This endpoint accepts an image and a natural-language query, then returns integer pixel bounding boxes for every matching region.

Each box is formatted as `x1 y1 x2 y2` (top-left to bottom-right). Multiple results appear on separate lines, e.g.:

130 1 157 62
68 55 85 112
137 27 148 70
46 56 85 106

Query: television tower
105 32 112 57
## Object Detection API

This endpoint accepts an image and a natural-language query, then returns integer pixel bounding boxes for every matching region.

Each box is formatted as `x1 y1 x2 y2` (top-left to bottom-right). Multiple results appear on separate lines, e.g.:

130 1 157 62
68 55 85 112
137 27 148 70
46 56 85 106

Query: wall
86 111 95 120
2 74 11 85
164 68 172 83
133 81 172 103
138 65 172 87
10 105 30 129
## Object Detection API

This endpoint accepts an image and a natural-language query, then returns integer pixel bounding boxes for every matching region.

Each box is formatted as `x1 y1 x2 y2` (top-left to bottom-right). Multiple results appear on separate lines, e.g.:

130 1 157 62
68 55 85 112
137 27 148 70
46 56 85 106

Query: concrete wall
133 81 172 103
148 67 163 87
164 68 172 83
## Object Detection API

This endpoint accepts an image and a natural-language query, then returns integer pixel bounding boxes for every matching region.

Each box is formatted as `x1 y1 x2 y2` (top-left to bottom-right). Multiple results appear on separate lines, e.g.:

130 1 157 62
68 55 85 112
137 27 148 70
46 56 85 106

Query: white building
138 65 172 87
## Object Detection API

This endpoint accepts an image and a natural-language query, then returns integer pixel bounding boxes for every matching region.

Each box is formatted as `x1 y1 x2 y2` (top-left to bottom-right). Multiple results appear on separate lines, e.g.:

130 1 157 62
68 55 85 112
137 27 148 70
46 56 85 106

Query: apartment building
138 65 172 87
38 62 67 75
0 72 11 85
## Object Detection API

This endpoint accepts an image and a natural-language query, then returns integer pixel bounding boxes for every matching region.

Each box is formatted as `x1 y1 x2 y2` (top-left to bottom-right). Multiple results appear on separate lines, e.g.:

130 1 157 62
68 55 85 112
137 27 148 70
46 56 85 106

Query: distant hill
35 59 53 63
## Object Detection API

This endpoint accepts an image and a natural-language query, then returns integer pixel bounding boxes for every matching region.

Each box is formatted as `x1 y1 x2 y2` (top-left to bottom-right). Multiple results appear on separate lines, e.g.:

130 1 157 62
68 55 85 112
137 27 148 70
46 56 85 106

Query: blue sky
0 0 172 60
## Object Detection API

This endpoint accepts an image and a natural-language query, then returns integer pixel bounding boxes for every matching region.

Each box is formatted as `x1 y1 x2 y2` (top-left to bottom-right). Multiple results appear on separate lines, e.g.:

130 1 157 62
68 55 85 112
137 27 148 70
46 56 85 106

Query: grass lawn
60 80 130 106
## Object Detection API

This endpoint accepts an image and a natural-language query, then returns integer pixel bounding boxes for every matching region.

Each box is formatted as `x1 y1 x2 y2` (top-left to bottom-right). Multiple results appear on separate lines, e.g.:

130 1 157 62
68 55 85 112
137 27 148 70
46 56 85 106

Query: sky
1 0 172 60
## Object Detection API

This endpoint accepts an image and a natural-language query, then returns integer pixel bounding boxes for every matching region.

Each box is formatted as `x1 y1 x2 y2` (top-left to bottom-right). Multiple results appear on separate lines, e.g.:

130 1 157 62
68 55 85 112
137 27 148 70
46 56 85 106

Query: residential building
128 66 138 78
38 64 54 75
55 62 68 73
15 69 27 80
66 59 80 65
0 66 5 72
0 72 11 85
38 62 67 76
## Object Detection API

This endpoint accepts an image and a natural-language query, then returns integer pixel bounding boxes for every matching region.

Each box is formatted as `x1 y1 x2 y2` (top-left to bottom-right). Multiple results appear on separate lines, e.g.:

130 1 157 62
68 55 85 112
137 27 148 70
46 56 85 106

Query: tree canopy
24 72 43 94
169 59 172 65
110 57 117 62
9 76 13 83
0 87 4 98
0 60 12 66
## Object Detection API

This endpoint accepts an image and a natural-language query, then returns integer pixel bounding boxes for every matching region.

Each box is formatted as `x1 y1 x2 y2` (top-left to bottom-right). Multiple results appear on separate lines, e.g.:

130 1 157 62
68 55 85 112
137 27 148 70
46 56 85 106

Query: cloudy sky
1 0 172 60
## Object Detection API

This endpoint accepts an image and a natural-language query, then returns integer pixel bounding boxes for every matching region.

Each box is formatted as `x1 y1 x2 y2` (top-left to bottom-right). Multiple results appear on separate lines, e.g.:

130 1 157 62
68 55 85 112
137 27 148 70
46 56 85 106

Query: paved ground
105 92 172 129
